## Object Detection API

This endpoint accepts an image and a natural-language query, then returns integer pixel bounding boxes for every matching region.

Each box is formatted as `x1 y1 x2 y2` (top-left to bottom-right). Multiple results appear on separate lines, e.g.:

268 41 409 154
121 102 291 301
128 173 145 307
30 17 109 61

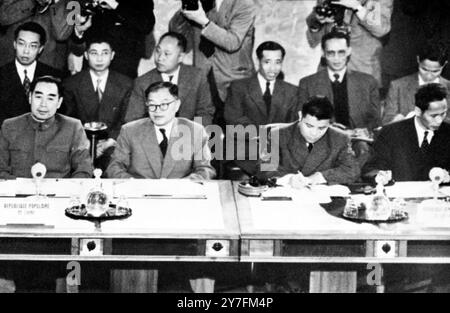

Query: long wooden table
1 179 450 292
234 181 450 292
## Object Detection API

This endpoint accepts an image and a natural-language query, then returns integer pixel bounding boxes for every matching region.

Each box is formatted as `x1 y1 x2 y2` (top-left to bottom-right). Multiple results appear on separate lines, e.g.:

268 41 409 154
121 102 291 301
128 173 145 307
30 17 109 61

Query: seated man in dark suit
124 31 214 126
62 35 132 171
260 95 360 186
107 81 216 180
0 21 62 125
0 75 93 179
224 40 299 177
298 31 381 166
364 83 450 181
382 44 450 124
364 83 450 292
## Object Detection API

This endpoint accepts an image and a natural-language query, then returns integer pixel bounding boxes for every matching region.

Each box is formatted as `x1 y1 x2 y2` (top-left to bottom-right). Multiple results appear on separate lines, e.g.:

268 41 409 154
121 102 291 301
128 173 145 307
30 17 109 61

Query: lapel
160 119 180 178
34 62 46 82
287 125 309 171
140 119 163 177
177 65 193 102
268 80 285 122
248 76 268 120
99 71 120 118
402 117 421 155
346 70 362 127
10 62 24 90
302 130 331 174
78 70 99 119
211 0 232 25
316 70 333 102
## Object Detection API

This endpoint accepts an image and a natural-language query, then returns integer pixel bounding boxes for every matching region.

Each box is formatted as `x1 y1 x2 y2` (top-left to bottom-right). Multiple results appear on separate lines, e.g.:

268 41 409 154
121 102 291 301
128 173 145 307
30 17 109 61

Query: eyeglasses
146 99 177 112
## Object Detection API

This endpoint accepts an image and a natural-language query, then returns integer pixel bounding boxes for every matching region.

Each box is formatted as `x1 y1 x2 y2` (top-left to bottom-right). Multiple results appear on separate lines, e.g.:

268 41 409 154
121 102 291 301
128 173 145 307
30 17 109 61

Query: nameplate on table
0 197 54 226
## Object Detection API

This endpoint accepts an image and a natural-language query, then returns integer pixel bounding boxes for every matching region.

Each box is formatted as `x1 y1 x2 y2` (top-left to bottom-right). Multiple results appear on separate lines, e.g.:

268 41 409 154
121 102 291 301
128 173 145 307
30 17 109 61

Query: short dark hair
418 43 448 66
86 34 114 51
30 76 63 97
415 83 448 111
14 22 47 46
301 96 334 120
158 31 187 52
321 30 350 50
256 41 286 59
145 81 179 99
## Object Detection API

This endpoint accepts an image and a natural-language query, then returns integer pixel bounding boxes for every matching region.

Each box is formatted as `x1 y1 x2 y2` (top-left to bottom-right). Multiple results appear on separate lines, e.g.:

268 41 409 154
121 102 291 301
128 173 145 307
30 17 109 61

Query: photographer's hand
98 0 119 10
332 0 368 19
74 14 93 37
181 1 210 28
314 13 335 25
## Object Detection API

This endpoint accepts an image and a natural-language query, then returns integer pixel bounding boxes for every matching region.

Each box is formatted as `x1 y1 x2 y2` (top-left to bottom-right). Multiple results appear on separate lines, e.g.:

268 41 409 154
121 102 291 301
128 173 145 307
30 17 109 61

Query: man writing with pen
258 95 360 187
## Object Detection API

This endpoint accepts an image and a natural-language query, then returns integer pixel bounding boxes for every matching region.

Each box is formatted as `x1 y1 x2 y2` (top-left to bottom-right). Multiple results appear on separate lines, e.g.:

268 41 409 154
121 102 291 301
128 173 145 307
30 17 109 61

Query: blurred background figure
69 0 155 78
0 0 74 72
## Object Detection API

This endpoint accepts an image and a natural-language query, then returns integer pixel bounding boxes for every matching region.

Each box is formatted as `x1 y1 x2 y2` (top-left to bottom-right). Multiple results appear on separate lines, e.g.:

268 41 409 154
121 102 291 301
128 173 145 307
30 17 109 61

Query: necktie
421 131 430 151
168 75 174 82
307 143 313 153
159 128 168 157
263 81 271 115
96 79 103 102
333 73 340 84
198 1 216 58
23 69 31 96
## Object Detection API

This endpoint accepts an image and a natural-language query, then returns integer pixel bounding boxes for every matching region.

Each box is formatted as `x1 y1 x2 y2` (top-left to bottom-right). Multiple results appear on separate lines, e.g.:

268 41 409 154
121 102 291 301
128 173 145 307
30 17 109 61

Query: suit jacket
224 76 299 126
0 0 73 70
0 61 62 125
298 69 381 129
169 0 256 101
363 118 450 181
382 73 450 124
62 70 132 139
69 0 155 78
106 117 216 180
306 0 393 85
259 122 360 185
125 64 214 126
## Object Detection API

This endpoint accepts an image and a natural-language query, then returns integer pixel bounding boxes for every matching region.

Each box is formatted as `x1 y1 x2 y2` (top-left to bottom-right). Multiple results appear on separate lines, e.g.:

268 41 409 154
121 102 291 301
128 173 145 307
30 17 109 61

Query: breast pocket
9 145 31 171
45 145 71 172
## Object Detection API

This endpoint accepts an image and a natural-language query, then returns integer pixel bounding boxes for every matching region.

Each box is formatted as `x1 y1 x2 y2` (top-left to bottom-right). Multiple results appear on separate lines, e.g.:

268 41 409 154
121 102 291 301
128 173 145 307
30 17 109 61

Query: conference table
234 181 450 292
0 178 449 292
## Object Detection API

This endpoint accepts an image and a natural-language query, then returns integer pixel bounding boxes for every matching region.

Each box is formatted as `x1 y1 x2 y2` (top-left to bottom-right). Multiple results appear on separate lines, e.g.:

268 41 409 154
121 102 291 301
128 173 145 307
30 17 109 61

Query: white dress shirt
257 73 275 95
90 70 109 93
161 66 181 84
418 74 440 86
16 60 37 84
328 68 347 83
414 117 435 147
154 120 174 145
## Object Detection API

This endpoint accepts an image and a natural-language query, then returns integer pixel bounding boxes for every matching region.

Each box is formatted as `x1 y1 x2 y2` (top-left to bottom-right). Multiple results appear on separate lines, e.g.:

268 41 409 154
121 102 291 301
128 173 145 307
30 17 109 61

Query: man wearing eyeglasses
106 81 216 180
62 36 132 171
382 44 450 125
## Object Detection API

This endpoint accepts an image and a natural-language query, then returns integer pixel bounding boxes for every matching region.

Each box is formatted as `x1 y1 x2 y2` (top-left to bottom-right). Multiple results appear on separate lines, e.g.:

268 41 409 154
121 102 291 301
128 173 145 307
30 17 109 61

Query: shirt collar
28 113 57 131
90 69 109 91
15 60 37 82
418 74 441 86
161 66 181 84
328 67 347 83
154 119 175 140
216 0 224 11
414 116 435 145
257 73 275 94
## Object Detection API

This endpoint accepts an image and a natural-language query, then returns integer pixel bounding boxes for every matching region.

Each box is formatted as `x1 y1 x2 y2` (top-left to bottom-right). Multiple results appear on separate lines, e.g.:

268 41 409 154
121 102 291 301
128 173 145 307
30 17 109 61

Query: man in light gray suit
169 0 256 127
382 44 450 125
107 81 215 180
124 32 214 126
